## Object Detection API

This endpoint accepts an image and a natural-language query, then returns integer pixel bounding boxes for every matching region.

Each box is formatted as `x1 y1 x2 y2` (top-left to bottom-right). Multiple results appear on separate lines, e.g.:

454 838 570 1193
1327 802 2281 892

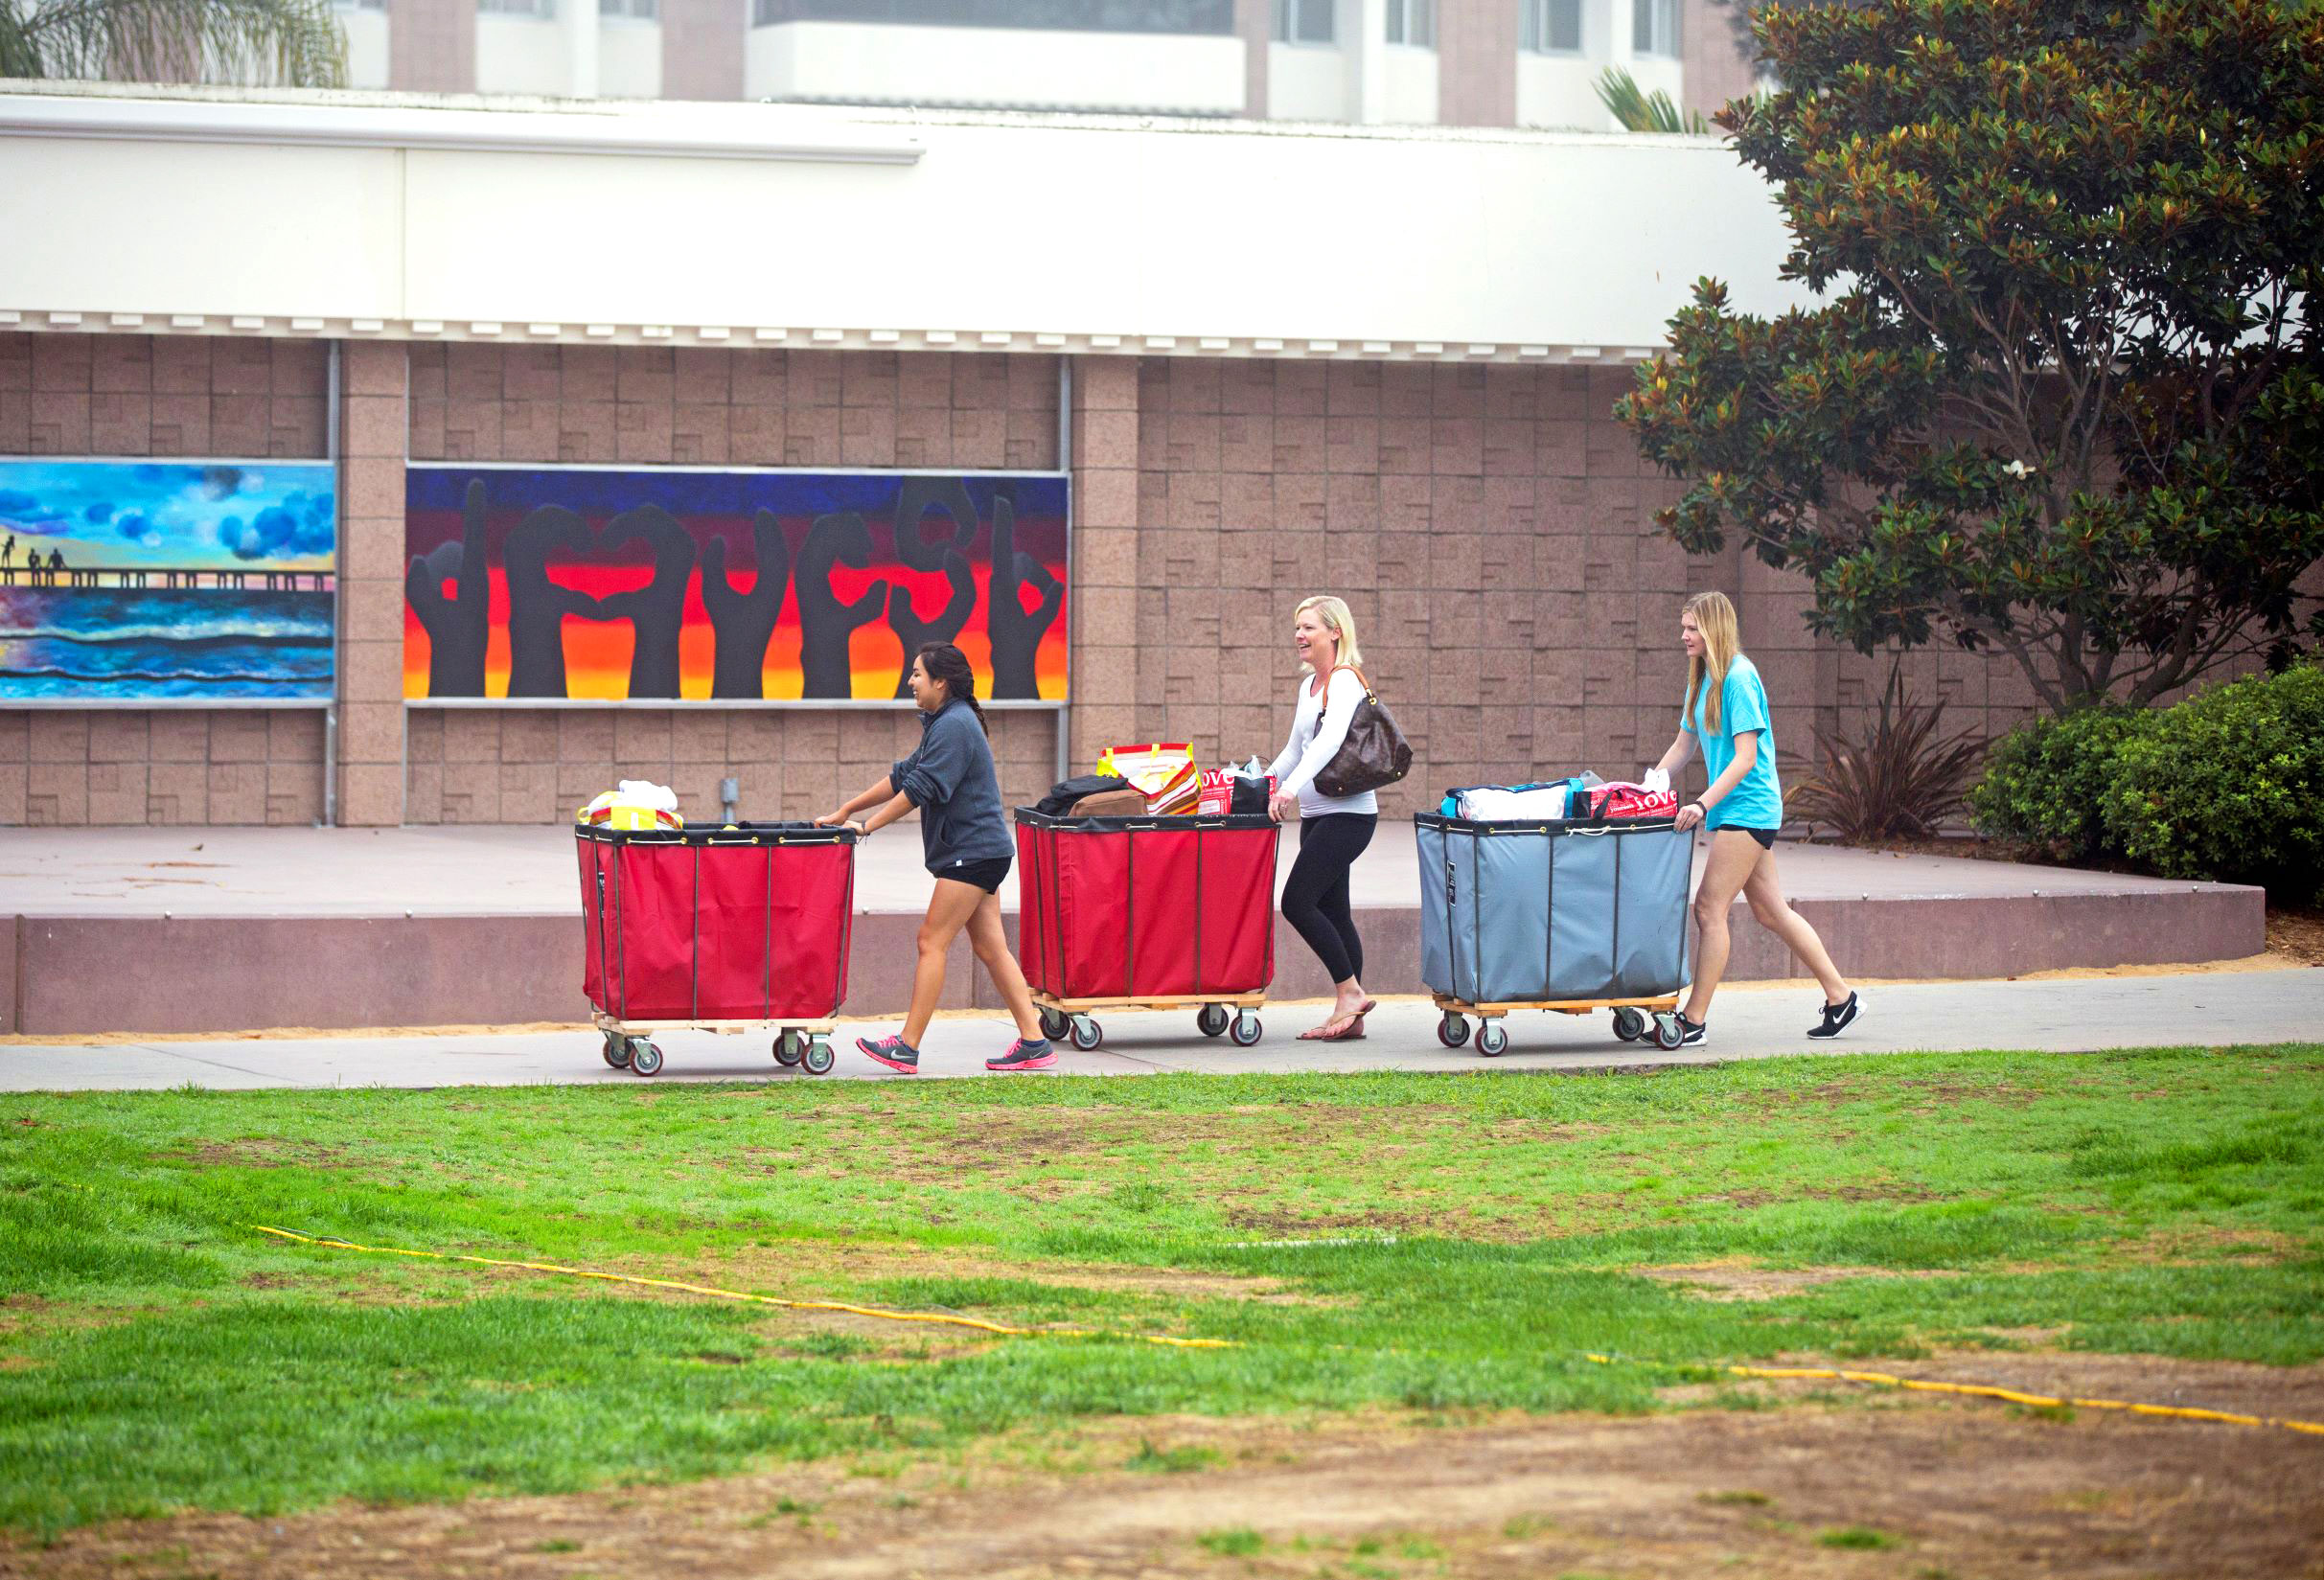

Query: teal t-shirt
1683 655 1783 831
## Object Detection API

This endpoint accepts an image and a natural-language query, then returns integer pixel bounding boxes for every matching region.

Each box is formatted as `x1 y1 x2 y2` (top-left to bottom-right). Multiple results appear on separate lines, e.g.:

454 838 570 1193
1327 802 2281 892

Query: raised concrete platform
0 825 2266 1036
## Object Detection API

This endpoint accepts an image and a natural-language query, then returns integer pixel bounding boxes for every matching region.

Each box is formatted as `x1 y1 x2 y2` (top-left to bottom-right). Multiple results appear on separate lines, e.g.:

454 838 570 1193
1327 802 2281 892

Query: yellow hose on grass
250 1225 1232 1349
251 1226 2324 1434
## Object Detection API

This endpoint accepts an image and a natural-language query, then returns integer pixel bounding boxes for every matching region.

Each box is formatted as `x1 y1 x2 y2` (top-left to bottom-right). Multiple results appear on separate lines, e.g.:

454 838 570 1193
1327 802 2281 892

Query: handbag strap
1313 663 1378 719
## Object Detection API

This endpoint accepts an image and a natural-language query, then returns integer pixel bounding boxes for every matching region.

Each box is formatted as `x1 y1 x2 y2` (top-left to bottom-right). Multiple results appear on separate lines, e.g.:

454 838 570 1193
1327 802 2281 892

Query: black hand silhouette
987 493 1065 700
403 479 493 698
502 504 604 698
702 510 793 700
886 476 980 697
886 547 977 695
597 504 696 700
796 511 886 699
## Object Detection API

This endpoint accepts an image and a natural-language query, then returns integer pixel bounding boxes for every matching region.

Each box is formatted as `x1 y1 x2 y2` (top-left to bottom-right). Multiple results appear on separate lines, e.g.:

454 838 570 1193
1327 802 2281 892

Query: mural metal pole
322 338 341 828
1054 355 1072 788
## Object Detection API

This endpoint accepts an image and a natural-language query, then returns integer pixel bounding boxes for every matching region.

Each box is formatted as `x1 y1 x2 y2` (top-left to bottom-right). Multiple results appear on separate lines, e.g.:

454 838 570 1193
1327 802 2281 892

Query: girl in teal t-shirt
1649 591 1858 1048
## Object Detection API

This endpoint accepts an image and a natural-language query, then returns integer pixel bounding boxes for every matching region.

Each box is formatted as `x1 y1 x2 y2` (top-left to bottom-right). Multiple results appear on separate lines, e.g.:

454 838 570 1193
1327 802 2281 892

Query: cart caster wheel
1437 1013 1470 1048
602 1032 633 1068
1477 1020 1509 1058
773 1030 805 1067
1229 1012 1262 1047
1611 1007 1645 1043
1070 1016 1103 1052
1039 1007 1071 1042
1651 1013 1687 1051
1197 1003 1231 1038
801 1038 836 1076
629 1039 664 1077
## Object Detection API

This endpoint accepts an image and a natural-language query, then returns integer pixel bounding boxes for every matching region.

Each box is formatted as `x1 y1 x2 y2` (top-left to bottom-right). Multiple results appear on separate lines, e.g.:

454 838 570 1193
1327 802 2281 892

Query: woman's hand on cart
1269 788 1298 823
1674 800 1707 832
812 810 867 836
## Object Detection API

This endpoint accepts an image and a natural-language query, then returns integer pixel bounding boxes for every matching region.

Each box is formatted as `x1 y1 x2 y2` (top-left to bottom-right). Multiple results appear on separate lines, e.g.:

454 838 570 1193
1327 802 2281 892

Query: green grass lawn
3 1045 2320 1534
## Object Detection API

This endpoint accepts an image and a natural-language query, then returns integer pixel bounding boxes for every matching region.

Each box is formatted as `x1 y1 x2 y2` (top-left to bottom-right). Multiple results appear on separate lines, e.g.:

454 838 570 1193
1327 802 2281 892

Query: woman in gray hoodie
817 643 1051 1074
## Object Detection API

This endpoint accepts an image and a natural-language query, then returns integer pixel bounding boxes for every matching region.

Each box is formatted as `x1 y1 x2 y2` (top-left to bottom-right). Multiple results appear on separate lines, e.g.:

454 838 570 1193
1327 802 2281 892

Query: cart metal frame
1429 994 1686 1058
1030 990 1267 1051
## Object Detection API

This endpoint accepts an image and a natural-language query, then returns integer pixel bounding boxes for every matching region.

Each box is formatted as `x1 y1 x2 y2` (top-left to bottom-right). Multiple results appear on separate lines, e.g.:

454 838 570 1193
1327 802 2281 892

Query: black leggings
1282 813 1376 984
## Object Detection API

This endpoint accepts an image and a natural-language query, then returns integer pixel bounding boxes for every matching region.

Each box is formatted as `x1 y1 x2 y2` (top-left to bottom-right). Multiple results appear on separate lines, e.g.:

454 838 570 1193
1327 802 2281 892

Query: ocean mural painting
0 460 336 702
403 467 1070 703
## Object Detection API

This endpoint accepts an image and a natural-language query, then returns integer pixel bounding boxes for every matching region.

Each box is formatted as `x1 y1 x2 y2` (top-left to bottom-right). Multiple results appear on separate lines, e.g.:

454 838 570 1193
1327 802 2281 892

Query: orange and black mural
403 467 1069 702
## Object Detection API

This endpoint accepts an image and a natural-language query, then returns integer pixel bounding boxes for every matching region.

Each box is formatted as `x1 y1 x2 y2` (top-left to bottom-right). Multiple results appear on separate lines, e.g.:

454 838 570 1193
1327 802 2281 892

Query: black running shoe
1807 992 1860 1040
1673 1013 1707 1046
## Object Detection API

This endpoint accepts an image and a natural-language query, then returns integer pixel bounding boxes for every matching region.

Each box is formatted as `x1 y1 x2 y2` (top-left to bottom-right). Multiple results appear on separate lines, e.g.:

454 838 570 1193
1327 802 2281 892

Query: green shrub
1967 706 2158 859
2100 664 2324 901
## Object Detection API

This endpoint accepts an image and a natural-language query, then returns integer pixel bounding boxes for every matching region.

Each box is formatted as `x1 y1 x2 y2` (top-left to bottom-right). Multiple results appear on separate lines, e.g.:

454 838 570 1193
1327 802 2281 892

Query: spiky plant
1 0 347 88
1593 65 1711 134
1790 663 1990 843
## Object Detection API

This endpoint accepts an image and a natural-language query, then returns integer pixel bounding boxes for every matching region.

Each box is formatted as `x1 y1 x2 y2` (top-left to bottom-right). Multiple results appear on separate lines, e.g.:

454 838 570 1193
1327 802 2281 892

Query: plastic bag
1095 743 1200 814
576 779 684 831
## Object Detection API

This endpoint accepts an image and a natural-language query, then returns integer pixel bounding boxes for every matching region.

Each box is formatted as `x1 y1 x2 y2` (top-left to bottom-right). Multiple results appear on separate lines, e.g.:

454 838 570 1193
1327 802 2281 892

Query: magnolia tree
1619 0 2324 712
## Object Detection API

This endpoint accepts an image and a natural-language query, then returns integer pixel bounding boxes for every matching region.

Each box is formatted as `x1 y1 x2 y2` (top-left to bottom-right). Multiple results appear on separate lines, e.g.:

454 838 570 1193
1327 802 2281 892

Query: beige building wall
5 333 2138 830
386 0 476 92
1437 0 1518 127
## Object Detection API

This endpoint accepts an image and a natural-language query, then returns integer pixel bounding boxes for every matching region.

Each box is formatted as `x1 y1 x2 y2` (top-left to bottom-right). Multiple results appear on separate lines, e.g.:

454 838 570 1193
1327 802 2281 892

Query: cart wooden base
1430 994 1686 1058
591 1011 840 1078
1029 992 1268 1051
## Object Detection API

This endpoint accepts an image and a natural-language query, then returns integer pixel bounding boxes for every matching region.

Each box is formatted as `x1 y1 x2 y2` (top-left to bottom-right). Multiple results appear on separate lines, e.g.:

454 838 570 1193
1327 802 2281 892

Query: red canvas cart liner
1014 811 1277 1003
576 822 859 1023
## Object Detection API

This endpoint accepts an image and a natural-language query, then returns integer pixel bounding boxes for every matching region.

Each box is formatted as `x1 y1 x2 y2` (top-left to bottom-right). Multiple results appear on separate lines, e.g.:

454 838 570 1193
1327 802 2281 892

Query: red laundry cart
576 821 859 1077
1014 810 1281 1050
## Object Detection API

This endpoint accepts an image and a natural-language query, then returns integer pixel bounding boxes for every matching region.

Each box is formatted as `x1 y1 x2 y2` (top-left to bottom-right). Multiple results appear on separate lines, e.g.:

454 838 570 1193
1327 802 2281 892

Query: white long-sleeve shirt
1267 669 1380 820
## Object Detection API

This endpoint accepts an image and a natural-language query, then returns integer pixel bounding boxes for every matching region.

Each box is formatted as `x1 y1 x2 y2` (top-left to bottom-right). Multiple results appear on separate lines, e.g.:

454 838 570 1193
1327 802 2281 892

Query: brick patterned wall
0 332 331 827
1128 357 1734 813
392 343 1068 825
659 0 746 102
1682 0 1765 122
387 0 477 91
1438 0 1519 127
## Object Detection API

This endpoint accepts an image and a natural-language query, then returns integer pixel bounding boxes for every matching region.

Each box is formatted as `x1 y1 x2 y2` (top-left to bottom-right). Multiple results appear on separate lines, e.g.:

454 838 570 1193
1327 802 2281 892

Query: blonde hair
1682 590 1742 733
1294 595 1365 677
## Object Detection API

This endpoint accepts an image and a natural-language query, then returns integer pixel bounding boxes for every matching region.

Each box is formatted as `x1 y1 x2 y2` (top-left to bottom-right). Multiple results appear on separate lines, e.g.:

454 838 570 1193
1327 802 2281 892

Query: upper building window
478 0 556 16
333 0 386 11
1384 0 1433 48
1271 0 1333 44
600 0 658 17
750 0 1234 32
1519 0 1579 53
1631 0 1678 57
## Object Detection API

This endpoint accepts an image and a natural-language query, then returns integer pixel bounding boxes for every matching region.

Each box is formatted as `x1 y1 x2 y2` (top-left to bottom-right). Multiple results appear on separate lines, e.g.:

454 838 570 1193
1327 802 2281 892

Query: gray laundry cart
1413 810 1694 1056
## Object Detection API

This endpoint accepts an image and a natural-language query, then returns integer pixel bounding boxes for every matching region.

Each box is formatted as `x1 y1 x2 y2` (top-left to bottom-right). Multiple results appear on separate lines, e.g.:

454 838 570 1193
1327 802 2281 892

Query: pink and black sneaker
855 1034 920 1074
985 1038 1055 1072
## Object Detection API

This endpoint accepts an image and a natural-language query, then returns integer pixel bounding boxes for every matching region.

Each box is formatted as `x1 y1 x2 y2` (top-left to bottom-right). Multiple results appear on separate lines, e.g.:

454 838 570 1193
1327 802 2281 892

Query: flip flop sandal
1317 1017 1368 1042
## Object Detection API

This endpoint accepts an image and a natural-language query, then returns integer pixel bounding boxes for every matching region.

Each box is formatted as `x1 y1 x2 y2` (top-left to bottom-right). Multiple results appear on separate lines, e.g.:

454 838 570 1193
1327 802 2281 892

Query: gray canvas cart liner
1414 813 1692 1005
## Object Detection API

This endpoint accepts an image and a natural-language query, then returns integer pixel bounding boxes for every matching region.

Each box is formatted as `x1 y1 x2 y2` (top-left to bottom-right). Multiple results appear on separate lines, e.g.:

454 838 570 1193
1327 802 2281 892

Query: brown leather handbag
1312 665 1414 799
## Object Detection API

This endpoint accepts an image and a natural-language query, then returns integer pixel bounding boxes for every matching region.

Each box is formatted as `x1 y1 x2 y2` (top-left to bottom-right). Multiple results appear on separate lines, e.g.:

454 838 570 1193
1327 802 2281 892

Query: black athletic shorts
1720 826 1777 850
937 857 1012 894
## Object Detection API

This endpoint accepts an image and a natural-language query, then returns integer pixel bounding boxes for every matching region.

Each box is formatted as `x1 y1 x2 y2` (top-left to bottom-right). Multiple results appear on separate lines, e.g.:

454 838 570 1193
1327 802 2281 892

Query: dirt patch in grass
1634 1262 1957 1302
15 1357 2324 1579
178 1138 368 1171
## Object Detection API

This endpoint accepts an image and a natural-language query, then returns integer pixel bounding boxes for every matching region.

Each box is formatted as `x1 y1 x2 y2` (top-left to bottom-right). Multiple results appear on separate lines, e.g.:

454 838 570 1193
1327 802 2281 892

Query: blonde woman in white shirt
1266 595 1379 1042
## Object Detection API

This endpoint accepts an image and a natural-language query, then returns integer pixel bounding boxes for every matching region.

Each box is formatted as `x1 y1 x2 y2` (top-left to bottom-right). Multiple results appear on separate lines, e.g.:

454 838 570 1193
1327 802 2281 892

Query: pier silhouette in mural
401 468 1070 703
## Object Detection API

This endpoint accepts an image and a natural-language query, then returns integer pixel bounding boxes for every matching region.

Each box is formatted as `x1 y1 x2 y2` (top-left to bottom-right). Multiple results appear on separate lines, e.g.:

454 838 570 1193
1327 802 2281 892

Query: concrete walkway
3 963 2312 1091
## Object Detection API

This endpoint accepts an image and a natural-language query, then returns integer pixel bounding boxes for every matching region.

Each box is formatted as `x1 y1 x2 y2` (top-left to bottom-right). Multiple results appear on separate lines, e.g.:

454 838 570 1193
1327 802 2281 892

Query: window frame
1519 0 1581 55
1270 0 1335 46
1631 0 1679 57
1384 0 1433 49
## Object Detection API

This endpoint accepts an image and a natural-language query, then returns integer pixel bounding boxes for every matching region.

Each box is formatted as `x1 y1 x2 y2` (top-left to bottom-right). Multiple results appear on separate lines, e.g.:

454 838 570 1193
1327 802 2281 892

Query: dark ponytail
917 643 988 735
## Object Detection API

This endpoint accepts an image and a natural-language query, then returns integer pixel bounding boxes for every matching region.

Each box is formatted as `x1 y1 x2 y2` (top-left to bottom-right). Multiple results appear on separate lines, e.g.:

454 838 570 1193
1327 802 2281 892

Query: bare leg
1742 846 1852 1004
964 893 1046 1040
899 879 986 1048
1682 831 1763 1023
